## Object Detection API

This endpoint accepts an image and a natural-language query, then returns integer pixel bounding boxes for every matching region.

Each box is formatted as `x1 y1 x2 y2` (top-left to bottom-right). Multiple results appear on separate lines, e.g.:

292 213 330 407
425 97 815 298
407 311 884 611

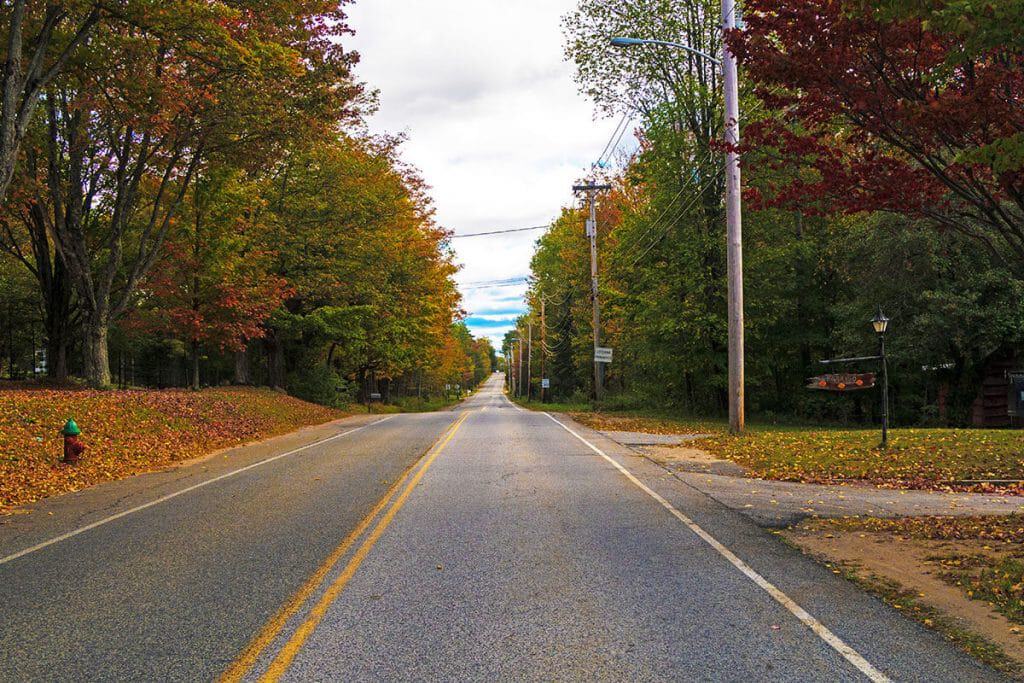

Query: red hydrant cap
61 419 81 436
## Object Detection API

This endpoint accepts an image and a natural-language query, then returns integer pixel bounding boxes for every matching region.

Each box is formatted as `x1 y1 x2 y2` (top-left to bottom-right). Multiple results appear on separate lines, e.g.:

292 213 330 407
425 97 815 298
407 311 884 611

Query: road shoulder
545 411 1005 682
0 413 388 559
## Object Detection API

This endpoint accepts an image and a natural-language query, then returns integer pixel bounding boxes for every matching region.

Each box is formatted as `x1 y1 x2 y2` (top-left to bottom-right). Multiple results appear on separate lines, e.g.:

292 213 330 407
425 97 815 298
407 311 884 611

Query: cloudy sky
346 1 627 350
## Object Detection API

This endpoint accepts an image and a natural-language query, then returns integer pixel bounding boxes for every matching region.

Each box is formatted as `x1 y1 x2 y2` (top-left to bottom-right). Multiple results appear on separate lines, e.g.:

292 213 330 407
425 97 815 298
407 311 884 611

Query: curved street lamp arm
610 37 722 66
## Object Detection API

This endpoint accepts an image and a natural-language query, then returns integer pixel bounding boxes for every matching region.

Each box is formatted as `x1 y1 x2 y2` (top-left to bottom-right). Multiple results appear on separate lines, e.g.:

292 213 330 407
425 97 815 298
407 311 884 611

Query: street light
872 308 891 448
610 0 745 434
609 37 722 64
871 308 890 335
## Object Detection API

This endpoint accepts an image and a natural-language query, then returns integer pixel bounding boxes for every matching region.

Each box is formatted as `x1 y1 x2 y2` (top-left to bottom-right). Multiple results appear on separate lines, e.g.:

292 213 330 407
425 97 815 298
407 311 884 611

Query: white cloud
346 0 622 348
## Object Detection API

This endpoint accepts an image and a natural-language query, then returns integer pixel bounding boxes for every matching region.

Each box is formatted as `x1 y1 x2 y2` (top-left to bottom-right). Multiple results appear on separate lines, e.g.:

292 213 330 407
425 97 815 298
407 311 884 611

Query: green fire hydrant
61 419 85 465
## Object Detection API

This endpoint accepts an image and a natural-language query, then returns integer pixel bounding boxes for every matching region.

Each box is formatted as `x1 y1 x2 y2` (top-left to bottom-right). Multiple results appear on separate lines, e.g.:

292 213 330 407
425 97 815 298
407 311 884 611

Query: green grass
697 426 1024 488
527 398 1024 490
347 390 474 414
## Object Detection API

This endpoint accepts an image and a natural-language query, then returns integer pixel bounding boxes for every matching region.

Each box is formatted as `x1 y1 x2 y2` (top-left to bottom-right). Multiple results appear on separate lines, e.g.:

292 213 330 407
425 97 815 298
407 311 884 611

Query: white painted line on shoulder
0 416 396 567
502 393 527 412
544 412 891 683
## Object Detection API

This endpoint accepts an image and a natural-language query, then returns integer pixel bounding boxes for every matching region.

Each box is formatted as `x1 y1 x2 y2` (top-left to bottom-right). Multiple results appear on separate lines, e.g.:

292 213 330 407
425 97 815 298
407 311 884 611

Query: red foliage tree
729 1 1024 269
129 172 290 389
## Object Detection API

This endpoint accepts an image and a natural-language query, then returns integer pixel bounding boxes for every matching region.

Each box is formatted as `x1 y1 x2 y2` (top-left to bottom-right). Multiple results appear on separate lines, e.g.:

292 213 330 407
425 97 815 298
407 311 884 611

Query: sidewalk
600 430 1024 526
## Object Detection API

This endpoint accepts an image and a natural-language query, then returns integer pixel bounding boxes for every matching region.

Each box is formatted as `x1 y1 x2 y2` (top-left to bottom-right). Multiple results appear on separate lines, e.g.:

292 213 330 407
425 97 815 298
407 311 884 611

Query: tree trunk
266 332 285 389
44 257 72 382
191 339 200 390
46 328 68 382
234 348 250 385
82 313 111 388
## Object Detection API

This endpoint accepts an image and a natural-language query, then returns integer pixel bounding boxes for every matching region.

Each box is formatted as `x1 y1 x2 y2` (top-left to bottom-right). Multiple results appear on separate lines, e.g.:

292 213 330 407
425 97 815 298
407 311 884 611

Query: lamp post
871 308 890 448
611 0 745 434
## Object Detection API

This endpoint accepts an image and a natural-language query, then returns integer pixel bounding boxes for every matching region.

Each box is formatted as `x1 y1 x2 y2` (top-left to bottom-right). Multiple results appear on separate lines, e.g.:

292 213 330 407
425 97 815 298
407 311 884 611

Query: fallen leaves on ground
0 387 344 513
571 412 1024 493
698 428 1024 492
806 515 1024 627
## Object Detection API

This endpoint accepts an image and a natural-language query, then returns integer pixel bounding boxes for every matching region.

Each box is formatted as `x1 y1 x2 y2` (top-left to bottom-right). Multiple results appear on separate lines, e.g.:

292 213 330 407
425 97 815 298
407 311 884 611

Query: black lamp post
871 308 890 448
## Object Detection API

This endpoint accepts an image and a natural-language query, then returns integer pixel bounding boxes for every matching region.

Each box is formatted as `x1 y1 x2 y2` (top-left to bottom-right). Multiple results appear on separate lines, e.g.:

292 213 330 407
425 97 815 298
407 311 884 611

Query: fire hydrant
61 419 85 465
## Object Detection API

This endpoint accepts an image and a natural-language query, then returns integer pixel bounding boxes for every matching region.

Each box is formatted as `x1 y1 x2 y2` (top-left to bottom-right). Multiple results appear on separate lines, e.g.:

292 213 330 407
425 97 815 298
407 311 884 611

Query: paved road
0 374 1004 681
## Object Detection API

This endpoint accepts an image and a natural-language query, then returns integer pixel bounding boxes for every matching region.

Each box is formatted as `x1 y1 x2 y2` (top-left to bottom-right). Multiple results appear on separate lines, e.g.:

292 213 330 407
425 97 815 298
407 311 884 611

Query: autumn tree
257 133 459 397
0 1 109 203
25 0 362 387
129 168 289 390
729 0 1024 271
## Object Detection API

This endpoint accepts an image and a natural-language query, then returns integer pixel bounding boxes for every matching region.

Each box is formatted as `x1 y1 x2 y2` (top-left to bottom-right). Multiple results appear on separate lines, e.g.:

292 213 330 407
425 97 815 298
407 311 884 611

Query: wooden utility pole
573 181 611 401
517 337 524 398
540 298 547 403
722 0 745 434
526 323 533 401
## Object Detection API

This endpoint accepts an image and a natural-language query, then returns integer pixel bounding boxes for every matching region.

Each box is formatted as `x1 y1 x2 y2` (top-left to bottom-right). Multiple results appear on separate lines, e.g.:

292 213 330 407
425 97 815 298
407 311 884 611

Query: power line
627 169 724 269
604 118 632 167
620 147 720 256
628 172 721 268
461 282 529 290
450 225 550 239
463 276 529 285
595 113 630 169
460 276 530 291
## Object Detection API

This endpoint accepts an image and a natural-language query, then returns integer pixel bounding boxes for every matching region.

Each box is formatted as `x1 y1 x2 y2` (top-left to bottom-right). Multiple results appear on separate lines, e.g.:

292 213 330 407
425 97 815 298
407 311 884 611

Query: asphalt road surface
0 374 1004 681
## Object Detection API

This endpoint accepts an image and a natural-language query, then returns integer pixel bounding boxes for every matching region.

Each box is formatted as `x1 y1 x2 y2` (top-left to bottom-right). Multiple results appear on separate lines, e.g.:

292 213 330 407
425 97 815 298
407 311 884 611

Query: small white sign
541 378 550 389
594 347 613 363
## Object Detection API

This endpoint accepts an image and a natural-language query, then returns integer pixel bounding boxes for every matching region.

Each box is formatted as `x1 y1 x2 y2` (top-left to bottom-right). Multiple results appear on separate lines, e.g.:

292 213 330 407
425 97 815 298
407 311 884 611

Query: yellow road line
257 410 470 682
220 412 470 683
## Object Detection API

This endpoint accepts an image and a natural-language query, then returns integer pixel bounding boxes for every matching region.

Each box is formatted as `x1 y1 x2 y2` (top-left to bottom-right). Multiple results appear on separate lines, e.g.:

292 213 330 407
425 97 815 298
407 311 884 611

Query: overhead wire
598 113 626 167
626 169 724 269
450 225 549 239
619 145 720 257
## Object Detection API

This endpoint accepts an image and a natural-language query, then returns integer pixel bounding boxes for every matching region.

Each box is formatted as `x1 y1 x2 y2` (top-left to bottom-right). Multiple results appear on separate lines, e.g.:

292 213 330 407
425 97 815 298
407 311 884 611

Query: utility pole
510 341 517 397
527 323 533 401
517 337 524 398
723 0 745 435
573 181 611 402
540 298 547 403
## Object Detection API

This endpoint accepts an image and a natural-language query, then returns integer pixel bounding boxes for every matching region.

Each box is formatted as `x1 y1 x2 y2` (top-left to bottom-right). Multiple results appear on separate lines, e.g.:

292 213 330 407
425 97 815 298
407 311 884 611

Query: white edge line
0 416 397 566
544 412 891 683
502 392 527 412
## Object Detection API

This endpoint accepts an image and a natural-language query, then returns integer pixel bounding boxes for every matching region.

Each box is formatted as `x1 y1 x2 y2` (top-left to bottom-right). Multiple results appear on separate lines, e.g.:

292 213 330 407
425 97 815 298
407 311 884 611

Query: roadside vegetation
814 516 1024 625
786 515 1024 676
515 400 1024 492
0 387 343 513
507 0 1024 437
0 1 495 409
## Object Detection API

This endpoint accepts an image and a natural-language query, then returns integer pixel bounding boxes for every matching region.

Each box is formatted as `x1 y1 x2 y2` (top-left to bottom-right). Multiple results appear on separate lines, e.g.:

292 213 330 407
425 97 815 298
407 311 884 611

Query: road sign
594 346 613 364
541 378 550 389
807 372 876 392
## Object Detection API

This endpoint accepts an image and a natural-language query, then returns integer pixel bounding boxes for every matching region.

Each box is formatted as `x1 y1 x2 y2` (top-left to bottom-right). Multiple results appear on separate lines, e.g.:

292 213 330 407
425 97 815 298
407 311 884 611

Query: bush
289 364 354 407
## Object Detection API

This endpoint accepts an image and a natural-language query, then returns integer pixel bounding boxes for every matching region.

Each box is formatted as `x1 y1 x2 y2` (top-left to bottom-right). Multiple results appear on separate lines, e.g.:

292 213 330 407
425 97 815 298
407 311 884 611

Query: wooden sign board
807 372 876 392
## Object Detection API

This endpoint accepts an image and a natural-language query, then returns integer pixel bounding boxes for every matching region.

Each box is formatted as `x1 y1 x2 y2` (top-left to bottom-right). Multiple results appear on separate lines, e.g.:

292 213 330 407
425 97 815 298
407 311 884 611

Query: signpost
806 373 876 392
594 347 613 364
541 378 550 389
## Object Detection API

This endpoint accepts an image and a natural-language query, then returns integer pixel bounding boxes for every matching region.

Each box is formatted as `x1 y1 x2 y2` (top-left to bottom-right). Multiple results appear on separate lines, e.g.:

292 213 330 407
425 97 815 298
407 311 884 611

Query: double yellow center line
222 411 471 683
